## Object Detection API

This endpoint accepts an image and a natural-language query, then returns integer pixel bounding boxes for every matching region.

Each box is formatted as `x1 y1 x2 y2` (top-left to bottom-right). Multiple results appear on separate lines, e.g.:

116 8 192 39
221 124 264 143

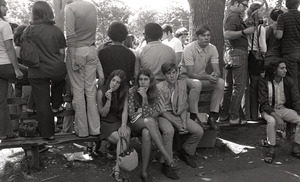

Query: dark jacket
258 76 300 115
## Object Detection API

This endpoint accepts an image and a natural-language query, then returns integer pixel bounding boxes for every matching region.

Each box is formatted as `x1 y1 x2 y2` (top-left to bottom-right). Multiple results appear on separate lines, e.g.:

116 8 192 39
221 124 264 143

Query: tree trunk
187 0 226 73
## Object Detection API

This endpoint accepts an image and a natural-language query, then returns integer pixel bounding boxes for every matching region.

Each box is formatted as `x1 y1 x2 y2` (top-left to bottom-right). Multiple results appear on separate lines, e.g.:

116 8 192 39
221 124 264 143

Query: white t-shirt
162 37 183 53
0 19 13 65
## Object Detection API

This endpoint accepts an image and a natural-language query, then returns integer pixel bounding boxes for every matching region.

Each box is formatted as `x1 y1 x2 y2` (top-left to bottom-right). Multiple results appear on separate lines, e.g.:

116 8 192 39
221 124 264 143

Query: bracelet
241 29 246 35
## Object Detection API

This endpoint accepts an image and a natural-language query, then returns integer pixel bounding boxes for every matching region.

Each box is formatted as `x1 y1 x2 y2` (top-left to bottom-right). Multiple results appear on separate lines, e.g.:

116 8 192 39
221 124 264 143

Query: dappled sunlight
218 138 255 154
284 171 300 179
201 177 212 181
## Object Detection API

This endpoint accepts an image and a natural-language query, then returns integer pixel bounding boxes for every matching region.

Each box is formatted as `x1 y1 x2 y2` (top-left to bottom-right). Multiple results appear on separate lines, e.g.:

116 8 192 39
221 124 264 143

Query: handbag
248 25 264 76
20 25 40 67
19 121 39 137
118 138 138 171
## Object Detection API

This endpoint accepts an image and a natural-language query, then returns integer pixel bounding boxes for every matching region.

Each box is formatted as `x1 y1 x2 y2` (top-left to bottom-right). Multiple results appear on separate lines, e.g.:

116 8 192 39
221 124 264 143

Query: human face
165 68 178 85
0 1 8 17
275 63 287 78
138 74 150 89
109 76 121 92
197 30 211 48
235 1 248 14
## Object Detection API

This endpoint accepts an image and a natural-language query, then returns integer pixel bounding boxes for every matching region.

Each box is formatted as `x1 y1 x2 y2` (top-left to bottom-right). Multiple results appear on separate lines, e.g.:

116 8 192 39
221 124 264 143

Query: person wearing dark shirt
98 21 136 86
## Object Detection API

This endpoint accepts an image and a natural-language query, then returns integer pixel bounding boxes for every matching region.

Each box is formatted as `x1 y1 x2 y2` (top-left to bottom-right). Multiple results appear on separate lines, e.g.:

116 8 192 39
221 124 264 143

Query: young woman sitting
97 70 131 182
128 69 180 182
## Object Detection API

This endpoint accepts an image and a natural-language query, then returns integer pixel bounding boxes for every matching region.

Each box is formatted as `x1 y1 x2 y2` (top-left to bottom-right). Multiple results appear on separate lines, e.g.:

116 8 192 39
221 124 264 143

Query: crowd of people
0 0 300 181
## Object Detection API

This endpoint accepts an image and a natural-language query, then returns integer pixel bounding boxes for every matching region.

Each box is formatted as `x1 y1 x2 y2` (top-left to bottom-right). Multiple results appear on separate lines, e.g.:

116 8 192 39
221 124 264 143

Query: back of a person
266 26 281 58
30 23 66 78
162 37 183 53
278 10 300 53
66 1 96 47
139 41 176 82
99 44 135 84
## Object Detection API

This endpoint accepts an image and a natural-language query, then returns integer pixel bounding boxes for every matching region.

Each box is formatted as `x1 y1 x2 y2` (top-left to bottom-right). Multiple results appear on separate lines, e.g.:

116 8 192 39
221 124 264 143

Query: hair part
102 69 128 115
161 62 177 75
134 69 158 105
196 25 210 36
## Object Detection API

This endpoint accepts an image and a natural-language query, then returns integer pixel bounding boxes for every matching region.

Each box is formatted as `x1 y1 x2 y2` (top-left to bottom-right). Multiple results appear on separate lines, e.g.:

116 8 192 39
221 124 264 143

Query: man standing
162 24 183 65
157 62 203 171
65 0 103 137
222 0 255 125
181 25 225 130
135 23 177 83
275 0 300 91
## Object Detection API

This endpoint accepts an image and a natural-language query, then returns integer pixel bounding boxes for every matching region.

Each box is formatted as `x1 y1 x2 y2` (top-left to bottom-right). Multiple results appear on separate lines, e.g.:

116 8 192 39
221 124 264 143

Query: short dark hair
196 25 210 36
107 21 128 42
13 24 27 46
270 8 284 21
144 23 163 40
162 24 172 33
246 3 262 18
161 63 177 75
0 0 7 20
286 0 300 10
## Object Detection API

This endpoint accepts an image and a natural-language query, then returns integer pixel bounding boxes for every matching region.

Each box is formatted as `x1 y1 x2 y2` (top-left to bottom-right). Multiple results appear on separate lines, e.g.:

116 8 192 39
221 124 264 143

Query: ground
1 122 300 182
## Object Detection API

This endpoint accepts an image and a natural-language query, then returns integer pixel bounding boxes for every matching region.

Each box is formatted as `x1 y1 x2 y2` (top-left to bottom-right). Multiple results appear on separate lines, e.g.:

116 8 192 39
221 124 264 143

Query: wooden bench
0 97 100 169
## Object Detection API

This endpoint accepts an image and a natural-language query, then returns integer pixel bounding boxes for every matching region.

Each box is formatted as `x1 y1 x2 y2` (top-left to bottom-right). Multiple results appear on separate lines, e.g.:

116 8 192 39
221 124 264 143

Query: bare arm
224 27 255 40
4 39 23 79
96 90 111 117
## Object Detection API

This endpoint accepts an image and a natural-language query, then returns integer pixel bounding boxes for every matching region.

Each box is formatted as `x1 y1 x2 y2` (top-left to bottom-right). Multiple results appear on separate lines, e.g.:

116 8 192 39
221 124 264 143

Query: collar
147 41 162 45
196 41 208 53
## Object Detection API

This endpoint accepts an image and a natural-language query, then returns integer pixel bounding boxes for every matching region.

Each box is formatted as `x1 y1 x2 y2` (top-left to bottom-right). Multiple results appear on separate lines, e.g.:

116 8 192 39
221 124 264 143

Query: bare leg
141 128 151 178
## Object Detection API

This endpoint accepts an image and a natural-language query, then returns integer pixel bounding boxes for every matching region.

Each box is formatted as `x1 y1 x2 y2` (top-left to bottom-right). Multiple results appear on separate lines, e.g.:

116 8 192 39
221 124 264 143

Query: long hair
0 0 6 20
32 1 55 24
265 58 286 81
102 70 128 114
133 69 158 106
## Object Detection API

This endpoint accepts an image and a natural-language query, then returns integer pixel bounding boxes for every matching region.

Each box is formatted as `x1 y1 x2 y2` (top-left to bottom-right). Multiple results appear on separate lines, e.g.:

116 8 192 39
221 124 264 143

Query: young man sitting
157 62 204 171
258 58 300 163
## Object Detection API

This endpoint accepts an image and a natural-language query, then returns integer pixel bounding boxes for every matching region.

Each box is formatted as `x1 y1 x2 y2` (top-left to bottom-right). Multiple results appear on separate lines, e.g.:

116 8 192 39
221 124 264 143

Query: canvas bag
20 25 40 67
118 138 138 171
248 25 264 76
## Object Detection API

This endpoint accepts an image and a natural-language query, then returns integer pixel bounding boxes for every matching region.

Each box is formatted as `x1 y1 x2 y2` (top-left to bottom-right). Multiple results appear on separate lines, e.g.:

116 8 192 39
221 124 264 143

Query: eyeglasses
239 2 248 8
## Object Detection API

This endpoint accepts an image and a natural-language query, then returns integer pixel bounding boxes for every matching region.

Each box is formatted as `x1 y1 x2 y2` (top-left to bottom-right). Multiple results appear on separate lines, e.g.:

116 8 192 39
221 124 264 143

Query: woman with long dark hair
28 1 67 140
97 70 131 182
128 69 179 181
0 0 23 139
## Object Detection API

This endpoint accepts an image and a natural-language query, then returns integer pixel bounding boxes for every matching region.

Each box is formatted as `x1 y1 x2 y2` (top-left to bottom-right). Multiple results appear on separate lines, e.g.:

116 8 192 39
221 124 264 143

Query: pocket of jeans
86 47 98 65
72 47 89 70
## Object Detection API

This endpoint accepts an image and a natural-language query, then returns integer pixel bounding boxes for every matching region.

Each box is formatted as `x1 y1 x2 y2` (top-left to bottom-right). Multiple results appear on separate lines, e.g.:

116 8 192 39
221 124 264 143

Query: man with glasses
221 0 255 125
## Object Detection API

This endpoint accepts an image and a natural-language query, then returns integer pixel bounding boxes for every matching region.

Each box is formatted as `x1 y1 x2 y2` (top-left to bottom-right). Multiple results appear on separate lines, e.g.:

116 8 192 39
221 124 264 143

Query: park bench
0 97 100 169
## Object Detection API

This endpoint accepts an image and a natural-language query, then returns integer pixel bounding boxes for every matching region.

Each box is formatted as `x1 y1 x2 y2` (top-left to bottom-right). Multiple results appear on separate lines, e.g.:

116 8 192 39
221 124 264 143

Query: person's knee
192 80 202 92
267 117 276 127
189 124 204 138
144 117 156 128
160 125 174 138
142 128 151 142
216 78 225 90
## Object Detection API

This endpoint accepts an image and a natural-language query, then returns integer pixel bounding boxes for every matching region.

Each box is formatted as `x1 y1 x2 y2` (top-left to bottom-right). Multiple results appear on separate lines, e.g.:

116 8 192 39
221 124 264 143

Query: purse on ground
118 138 138 171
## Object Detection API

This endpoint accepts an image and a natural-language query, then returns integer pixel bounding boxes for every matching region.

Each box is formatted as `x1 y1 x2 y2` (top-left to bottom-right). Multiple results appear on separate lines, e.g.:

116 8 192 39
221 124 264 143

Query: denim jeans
0 64 15 137
283 53 300 91
66 46 100 137
223 50 248 120
158 115 203 156
262 108 300 145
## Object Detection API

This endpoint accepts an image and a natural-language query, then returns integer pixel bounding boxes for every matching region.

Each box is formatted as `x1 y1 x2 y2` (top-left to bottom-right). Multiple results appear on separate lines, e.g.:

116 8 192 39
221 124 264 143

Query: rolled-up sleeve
210 45 219 64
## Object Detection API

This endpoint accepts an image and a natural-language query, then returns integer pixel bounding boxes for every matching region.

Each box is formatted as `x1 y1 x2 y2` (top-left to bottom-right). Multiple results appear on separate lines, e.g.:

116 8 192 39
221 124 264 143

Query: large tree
187 0 226 72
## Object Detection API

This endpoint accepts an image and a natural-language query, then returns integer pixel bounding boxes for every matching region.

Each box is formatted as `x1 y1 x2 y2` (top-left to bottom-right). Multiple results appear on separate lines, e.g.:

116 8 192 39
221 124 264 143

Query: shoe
264 152 275 164
208 116 220 130
179 151 197 168
162 163 179 179
229 118 240 125
111 167 122 182
169 161 181 171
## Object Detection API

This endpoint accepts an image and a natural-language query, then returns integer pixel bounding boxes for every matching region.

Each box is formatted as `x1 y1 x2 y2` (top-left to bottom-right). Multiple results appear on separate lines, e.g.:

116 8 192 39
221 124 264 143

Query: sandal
264 152 275 164
111 167 122 182
291 151 300 159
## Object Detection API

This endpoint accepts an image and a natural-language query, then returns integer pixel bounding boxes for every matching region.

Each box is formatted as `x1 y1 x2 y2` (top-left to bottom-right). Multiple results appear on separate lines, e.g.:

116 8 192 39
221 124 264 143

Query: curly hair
107 21 128 42
102 70 128 115
133 69 158 106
